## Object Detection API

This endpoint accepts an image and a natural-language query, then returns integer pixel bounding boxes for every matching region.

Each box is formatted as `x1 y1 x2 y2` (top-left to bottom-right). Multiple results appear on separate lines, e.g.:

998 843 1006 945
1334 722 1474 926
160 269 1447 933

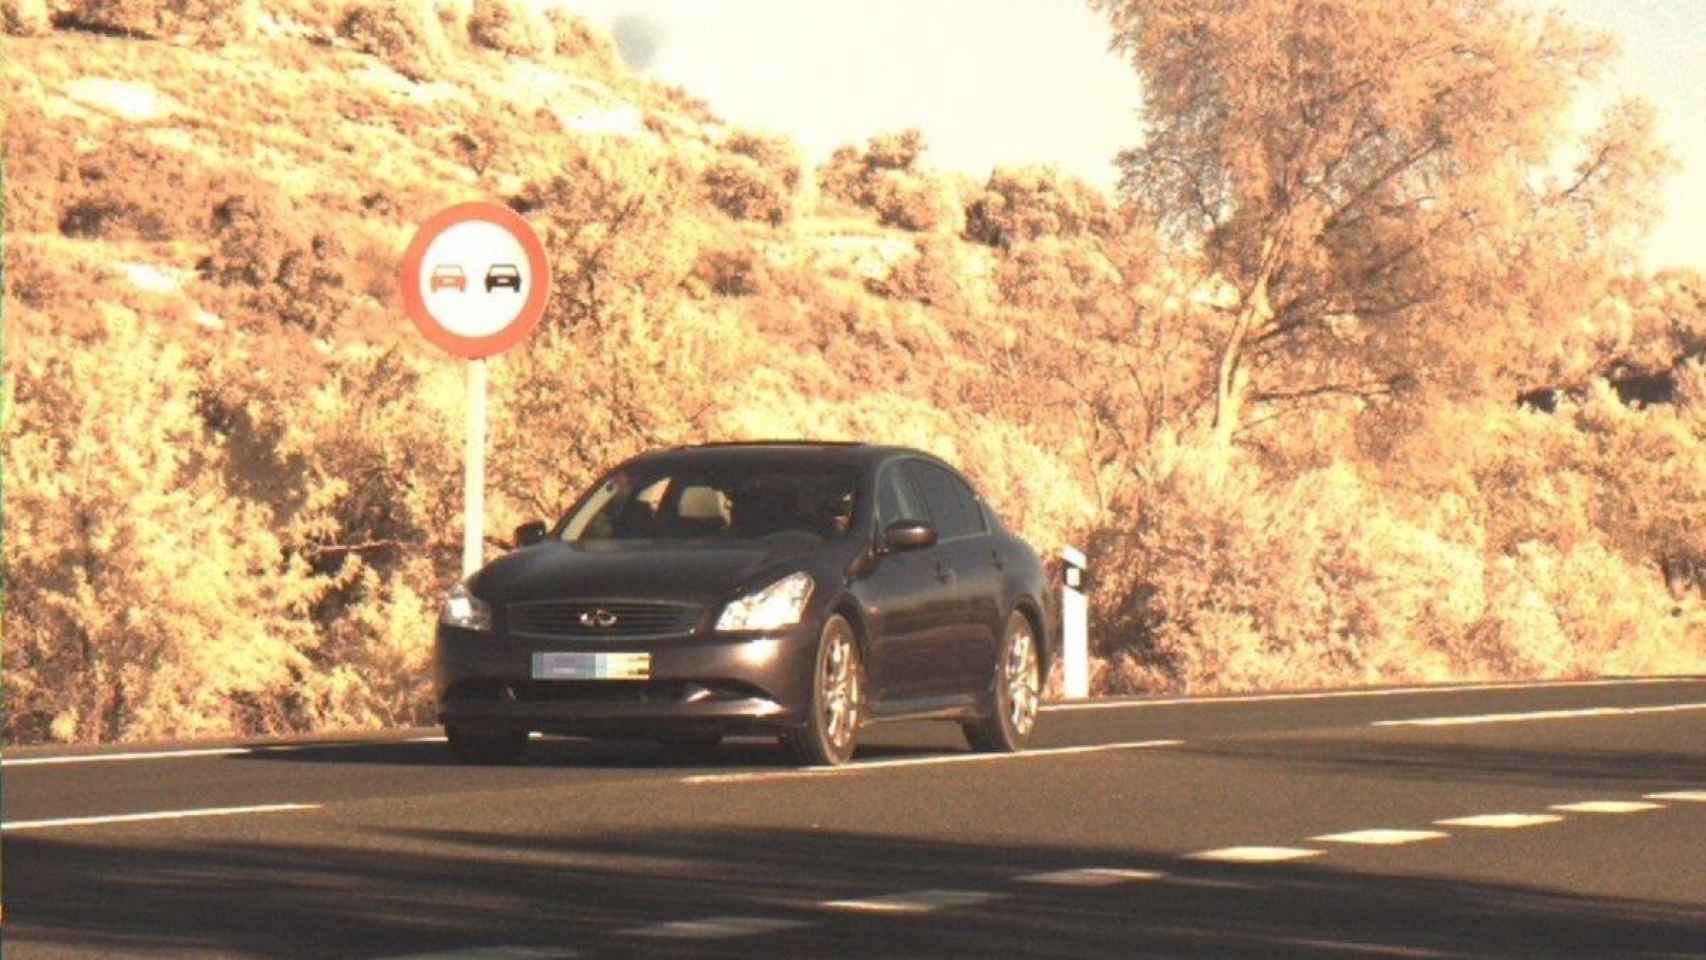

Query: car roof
625 441 939 471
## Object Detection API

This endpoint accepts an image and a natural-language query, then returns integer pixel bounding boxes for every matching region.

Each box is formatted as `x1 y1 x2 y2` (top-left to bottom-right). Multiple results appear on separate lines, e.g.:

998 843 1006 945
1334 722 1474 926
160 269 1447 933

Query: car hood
470 537 831 607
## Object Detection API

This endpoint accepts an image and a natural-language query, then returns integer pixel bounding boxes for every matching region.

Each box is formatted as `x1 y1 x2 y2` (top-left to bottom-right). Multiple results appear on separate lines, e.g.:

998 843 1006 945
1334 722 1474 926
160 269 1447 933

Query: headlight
716 571 814 632
440 580 493 632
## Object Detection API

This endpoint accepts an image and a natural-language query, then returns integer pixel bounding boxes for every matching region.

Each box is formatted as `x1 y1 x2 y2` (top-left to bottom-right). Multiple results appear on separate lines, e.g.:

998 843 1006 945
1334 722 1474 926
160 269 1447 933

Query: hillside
4 0 1705 744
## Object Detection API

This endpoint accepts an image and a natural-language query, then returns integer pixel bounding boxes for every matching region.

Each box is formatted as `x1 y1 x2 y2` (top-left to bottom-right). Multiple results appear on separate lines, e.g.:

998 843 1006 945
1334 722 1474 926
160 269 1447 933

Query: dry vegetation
3 0 1704 744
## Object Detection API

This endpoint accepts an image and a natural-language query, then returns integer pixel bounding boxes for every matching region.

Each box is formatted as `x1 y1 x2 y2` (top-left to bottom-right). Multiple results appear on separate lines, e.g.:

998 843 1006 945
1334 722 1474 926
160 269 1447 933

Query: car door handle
934 563 957 586
989 550 1006 571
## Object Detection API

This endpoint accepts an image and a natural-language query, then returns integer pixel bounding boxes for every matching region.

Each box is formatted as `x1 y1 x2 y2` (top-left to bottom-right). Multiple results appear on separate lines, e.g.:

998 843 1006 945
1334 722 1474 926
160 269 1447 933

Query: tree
1092 0 1673 445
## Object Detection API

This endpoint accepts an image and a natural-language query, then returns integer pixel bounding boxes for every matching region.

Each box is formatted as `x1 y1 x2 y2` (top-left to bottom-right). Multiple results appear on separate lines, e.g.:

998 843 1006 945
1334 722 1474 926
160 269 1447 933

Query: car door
902 460 1001 698
859 461 958 703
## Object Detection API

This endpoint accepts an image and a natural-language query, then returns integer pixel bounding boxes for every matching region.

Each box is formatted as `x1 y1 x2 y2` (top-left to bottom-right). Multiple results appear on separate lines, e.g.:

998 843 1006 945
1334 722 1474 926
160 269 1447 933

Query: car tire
446 726 529 765
964 610 1041 753
784 614 864 766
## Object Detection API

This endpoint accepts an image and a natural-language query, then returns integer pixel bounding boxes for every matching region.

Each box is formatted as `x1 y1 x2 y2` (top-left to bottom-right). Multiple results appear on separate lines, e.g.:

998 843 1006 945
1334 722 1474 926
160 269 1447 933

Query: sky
555 0 1703 273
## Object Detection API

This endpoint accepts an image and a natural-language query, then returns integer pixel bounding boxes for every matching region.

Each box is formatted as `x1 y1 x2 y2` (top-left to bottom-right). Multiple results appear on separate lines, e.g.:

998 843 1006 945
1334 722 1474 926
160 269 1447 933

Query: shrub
865 238 963 309
1 309 326 742
2 0 48 35
703 156 790 226
466 0 548 58
52 0 255 44
965 165 1117 249
338 0 438 81
43 137 216 242
816 130 959 233
544 7 621 75
511 140 701 332
703 129 802 226
1089 441 1491 694
197 193 353 333
691 246 767 298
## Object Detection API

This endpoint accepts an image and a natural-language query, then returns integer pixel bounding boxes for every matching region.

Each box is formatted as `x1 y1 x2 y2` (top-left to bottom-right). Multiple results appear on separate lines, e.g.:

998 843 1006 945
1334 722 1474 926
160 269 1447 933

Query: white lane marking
2 802 321 832
3 737 453 767
1045 677 1700 712
681 739 1182 784
1275 937 1457 958
1433 813 1563 829
1373 701 1706 728
623 917 808 939
1645 790 1706 802
4 746 255 767
1549 800 1665 814
1160 875 1267 891
820 890 1004 914
1185 846 1322 863
376 948 576 959
1310 829 1450 846
1017 867 1164 886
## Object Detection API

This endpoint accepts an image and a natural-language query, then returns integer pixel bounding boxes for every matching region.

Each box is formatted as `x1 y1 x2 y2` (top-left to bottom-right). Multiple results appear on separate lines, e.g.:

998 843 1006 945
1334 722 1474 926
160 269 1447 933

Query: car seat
673 485 730 536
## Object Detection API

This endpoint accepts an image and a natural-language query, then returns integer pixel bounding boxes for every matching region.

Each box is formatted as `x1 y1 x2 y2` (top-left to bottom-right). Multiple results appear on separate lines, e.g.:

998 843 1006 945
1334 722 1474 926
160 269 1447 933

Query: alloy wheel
1005 618 1040 737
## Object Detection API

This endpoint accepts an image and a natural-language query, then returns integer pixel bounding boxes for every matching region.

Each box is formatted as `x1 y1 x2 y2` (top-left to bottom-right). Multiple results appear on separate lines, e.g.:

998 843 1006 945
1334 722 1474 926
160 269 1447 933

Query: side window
954 473 989 534
876 463 929 530
905 461 985 539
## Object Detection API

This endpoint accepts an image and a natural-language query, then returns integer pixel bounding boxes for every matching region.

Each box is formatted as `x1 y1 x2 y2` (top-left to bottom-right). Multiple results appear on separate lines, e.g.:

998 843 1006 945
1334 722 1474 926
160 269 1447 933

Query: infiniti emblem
579 609 619 629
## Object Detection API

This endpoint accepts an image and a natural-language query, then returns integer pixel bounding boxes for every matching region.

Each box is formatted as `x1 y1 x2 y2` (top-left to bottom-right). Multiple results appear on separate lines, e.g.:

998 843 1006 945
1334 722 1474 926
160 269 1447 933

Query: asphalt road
4 677 1705 959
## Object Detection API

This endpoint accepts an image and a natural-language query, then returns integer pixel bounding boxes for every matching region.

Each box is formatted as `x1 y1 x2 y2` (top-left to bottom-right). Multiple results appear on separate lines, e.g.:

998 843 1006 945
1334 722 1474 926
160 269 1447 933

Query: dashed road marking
1433 813 1563 829
1549 800 1665 814
819 890 1005 914
375 947 576 959
2 802 321 832
1017 867 1165 886
1372 701 1706 728
1185 846 1322 863
1310 829 1450 846
623 916 809 939
1645 790 1706 802
681 739 1181 784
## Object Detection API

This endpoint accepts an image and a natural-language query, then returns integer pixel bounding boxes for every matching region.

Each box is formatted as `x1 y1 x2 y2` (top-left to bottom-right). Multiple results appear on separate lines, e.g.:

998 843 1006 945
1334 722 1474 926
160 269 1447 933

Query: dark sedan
434 441 1052 766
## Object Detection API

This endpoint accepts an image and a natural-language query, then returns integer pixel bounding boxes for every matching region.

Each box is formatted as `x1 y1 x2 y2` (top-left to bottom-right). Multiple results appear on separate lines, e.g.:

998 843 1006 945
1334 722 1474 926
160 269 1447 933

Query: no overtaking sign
400 201 552 575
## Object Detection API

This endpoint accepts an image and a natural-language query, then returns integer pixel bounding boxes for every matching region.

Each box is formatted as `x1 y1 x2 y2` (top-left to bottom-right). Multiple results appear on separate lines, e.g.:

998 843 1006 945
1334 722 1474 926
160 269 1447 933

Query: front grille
506 600 700 639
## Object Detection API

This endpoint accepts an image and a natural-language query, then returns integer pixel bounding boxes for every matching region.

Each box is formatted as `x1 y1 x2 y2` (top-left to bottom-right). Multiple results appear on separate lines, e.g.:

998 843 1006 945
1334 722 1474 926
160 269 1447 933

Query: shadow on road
230 735 956 770
7 822 1705 959
1177 736 1706 792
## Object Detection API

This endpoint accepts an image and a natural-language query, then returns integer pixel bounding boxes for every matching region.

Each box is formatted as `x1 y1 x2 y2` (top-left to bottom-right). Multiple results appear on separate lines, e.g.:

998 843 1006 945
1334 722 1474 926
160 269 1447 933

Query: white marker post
399 201 550 580
1060 545 1089 699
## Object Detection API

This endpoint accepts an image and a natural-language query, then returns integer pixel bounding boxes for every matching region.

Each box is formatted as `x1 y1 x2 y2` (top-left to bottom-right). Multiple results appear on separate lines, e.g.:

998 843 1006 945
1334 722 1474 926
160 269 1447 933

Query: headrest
677 486 727 522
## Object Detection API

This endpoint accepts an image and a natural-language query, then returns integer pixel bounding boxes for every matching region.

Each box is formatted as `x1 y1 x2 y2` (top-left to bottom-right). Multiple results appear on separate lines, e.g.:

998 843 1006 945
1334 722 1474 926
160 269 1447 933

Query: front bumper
433 622 818 737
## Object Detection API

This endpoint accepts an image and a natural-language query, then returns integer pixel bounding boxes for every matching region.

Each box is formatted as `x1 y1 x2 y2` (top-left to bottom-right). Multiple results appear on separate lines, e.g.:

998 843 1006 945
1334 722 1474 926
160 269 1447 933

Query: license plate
531 652 651 681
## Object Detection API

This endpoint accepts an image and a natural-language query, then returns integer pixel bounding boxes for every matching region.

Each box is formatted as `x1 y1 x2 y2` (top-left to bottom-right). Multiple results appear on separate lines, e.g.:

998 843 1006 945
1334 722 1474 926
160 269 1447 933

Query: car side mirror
513 520 548 547
883 520 937 552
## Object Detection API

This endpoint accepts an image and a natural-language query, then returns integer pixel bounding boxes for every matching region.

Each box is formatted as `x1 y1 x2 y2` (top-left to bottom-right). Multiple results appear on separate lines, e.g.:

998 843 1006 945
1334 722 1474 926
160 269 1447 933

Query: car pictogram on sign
430 264 467 292
485 263 522 293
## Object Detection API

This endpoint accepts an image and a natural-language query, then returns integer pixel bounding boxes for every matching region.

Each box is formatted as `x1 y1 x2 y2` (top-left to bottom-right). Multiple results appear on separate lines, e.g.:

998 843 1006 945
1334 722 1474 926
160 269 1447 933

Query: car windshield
560 461 860 543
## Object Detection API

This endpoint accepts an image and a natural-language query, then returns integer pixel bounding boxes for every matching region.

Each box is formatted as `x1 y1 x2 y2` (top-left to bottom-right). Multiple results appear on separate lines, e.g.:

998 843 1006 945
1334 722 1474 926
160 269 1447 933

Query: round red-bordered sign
399 201 551 359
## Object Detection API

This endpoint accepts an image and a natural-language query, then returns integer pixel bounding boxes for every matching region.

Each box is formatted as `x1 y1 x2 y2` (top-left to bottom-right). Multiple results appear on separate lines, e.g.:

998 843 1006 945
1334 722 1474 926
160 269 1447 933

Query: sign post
463 358 486 576
399 201 551 578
